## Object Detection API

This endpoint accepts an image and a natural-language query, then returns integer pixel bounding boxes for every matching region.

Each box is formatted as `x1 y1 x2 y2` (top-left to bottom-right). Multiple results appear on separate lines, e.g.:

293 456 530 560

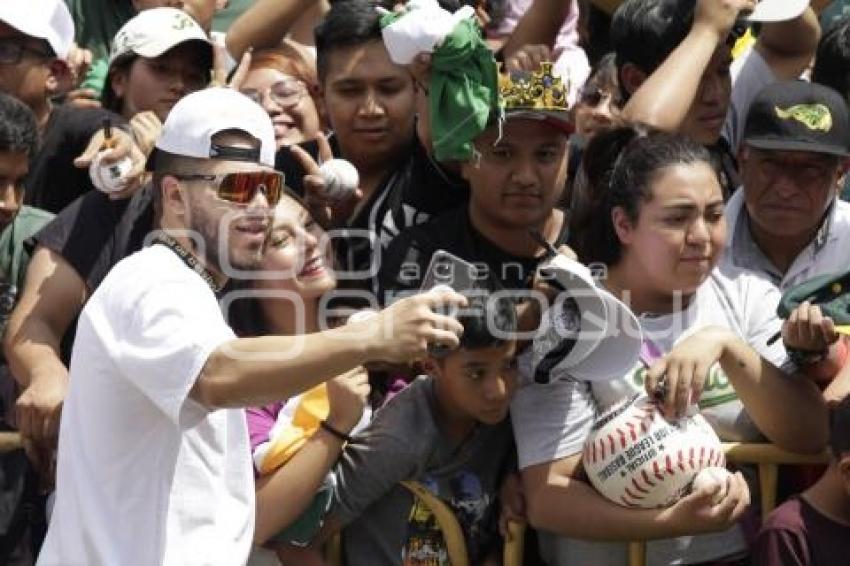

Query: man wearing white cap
36 88 466 565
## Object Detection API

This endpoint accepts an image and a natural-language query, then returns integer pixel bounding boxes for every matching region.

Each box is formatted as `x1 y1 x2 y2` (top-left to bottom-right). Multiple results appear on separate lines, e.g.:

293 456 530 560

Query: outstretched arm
754 3 822 80
225 0 326 60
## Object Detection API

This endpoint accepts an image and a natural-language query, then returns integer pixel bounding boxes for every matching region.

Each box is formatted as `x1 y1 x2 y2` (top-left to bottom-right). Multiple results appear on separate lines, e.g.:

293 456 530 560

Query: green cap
777 271 850 325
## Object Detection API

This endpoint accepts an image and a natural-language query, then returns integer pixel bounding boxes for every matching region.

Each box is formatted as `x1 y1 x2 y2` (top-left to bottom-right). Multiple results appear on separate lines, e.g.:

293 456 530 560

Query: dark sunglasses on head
240 80 307 109
0 39 52 65
579 84 617 107
173 171 283 206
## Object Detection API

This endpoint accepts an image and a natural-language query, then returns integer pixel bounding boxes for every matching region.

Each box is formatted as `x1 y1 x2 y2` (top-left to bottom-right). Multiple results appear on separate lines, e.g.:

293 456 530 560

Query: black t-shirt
25 104 127 214
33 185 155 363
275 133 469 301
378 206 570 304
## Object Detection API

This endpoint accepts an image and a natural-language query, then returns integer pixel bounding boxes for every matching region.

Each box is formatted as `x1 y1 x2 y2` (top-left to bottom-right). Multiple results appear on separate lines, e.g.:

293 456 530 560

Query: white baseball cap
746 0 809 23
109 7 211 65
0 0 74 59
529 255 642 383
151 87 276 168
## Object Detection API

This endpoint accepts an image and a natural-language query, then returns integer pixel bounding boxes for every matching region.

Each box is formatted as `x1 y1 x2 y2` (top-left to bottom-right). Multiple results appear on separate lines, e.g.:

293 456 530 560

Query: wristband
788 347 828 367
320 419 354 444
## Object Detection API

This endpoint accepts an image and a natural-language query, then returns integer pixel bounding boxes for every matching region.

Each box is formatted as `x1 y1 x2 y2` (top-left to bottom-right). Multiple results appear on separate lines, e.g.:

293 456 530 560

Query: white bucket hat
109 7 211 65
530 255 642 383
0 0 74 59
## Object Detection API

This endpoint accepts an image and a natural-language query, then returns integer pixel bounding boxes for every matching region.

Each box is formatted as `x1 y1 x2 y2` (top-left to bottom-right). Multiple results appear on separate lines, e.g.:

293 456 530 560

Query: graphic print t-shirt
330 377 513 566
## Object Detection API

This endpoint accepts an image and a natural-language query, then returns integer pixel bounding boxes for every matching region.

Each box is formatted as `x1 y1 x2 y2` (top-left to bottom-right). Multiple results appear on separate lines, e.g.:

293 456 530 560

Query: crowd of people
0 0 848 565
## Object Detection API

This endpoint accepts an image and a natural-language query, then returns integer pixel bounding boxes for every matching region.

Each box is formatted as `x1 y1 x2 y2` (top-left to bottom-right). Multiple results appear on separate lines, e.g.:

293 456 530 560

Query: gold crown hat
496 62 574 134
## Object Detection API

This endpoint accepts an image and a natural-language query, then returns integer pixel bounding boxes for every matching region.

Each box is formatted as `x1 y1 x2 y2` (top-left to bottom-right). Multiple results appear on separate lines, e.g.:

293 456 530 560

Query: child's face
434 341 518 426
0 150 28 231
462 119 568 230
319 40 415 172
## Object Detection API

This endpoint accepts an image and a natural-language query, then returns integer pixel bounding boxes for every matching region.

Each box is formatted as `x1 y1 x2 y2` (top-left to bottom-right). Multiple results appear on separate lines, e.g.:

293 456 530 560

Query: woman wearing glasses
238 42 325 149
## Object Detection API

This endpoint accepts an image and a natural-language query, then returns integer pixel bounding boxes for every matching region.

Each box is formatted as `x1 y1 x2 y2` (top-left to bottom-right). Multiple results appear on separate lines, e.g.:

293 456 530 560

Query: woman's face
574 81 622 138
111 42 209 121
258 196 335 299
614 161 726 298
240 67 322 147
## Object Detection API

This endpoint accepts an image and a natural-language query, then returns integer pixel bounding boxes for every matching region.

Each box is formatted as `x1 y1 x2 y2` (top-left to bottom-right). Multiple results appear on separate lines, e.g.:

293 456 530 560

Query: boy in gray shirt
314 288 518 565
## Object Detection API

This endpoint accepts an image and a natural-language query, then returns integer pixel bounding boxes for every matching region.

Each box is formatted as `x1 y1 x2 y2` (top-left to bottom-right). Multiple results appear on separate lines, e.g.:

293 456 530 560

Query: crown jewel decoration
499 62 570 111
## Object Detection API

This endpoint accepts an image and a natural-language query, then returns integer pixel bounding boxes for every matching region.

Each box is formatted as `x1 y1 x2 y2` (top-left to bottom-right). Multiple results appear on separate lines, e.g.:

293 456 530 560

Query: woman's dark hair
571 124 717 266
101 54 137 114
315 0 383 83
227 189 325 337
813 16 850 104
101 43 213 116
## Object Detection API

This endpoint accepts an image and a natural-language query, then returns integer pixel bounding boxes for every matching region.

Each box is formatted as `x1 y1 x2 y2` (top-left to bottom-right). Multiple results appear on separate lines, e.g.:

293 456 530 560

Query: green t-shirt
64 0 136 61
211 0 255 33
0 206 54 341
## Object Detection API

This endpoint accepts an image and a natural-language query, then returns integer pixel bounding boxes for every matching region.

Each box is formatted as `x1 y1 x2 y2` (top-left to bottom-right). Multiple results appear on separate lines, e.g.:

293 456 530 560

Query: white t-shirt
511 267 789 565
723 48 777 153
38 245 254 566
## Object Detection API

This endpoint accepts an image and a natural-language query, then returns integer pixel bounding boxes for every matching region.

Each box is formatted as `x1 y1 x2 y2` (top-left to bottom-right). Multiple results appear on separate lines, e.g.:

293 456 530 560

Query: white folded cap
530 255 642 383
154 87 276 167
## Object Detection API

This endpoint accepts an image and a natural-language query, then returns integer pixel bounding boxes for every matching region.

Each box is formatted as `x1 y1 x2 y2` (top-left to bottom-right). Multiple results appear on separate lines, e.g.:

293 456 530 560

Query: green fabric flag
429 18 498 162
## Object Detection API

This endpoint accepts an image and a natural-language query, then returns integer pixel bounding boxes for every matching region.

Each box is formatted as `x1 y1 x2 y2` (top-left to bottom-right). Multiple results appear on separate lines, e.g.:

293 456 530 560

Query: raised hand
325 366 370 434
353 288 468 364
288 133 363 225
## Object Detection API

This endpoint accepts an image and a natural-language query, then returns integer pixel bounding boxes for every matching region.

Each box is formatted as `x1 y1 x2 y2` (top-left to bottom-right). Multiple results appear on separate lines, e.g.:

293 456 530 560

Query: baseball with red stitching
582 393 724 508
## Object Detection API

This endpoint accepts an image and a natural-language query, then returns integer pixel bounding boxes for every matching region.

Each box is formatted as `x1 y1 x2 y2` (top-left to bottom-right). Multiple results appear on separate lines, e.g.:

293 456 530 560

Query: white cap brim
746 0 808 22
0 0 74 59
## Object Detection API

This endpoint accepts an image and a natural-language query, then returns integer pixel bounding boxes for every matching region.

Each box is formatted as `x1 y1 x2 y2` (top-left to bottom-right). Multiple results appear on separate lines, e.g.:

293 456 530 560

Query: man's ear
45 59 74 97
162 175 189 219
618 63 647 98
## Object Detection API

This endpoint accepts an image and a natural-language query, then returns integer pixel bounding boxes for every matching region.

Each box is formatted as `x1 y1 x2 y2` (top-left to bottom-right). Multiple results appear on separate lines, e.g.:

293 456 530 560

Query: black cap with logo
743 80 850 157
